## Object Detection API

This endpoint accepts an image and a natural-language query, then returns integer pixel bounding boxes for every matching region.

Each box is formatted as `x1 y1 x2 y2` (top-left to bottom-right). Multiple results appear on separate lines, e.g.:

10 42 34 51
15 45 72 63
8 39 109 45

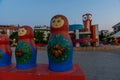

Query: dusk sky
0 0 120 31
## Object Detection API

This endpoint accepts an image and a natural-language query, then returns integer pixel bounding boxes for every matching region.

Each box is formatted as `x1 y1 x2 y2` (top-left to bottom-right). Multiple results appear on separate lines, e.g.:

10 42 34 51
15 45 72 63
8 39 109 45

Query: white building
0 25 18 36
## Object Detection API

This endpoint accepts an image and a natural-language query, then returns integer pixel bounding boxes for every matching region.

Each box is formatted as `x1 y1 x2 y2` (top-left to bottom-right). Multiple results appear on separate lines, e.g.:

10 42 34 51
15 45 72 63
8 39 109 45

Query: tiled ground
12 48 120 80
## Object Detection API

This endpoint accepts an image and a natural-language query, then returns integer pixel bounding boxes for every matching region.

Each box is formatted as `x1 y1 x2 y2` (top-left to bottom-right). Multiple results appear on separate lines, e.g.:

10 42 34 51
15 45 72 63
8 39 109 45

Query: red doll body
18 26 36 50
0 34 12 66
48 15 73 72
15 25 37 70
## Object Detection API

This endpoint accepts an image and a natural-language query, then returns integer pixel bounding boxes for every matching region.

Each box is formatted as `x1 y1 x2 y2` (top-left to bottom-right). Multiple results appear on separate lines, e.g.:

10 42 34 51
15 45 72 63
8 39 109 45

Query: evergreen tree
9 31 18 42
34 30 44 43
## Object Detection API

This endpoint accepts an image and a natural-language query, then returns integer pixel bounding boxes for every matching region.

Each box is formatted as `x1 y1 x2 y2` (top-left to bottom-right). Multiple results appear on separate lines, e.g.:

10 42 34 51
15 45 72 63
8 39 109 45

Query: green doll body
48 15 73 72
15 26 37 70
48 34 70 63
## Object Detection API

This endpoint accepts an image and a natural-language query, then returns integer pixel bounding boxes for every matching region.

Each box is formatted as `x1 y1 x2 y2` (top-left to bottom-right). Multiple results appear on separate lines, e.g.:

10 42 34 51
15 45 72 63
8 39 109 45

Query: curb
37 46 120 51
74 46 120 51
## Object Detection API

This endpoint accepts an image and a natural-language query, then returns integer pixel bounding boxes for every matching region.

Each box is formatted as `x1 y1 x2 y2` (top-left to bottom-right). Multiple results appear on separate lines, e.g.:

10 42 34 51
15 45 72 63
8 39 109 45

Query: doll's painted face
18 28 27 36
51 17 64 28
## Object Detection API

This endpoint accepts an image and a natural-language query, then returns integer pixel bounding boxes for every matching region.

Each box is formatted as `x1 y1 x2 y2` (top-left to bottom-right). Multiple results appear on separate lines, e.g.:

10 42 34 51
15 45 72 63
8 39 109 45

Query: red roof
0 25 18 30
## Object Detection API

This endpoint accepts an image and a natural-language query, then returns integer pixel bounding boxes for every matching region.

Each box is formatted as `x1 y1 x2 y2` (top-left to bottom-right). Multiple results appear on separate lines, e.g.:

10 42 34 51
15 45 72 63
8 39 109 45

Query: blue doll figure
15 25 37 70
0 34 12 66
47 15 73 72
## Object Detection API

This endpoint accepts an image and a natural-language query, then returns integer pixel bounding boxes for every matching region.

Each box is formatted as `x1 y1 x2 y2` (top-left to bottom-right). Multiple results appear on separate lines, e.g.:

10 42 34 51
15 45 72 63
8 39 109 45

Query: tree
116 26 120 33
99 32 105 41
9 31 18 44
34 30 44 43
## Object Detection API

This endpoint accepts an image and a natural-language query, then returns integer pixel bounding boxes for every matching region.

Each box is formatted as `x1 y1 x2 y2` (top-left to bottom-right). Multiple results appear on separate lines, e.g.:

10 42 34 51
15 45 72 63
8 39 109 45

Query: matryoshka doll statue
0 34 12 66
47 15 73 72
15 25 37 70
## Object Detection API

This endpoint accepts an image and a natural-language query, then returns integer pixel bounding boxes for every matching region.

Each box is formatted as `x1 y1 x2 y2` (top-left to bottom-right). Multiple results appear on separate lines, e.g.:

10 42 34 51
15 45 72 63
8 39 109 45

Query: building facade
71 13 99 47
34 13 99 47
0 25 18 36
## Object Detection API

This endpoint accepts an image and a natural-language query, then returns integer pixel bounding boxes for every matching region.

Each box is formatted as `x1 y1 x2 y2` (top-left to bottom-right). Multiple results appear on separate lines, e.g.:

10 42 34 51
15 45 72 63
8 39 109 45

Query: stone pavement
11 47 120 80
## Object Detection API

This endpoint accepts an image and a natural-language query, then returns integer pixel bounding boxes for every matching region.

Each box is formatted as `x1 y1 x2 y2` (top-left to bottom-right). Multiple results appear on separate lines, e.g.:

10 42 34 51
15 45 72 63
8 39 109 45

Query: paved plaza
11 47 120 80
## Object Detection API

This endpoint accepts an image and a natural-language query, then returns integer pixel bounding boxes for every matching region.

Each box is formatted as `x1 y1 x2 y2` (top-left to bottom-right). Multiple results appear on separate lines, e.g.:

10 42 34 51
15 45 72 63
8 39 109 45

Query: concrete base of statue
0 64 86 80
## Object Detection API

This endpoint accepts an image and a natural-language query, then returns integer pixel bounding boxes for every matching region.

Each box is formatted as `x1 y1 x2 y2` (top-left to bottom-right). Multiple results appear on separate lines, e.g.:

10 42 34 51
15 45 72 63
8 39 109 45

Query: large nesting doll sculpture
15 25 37 70
0 34 12 66
82 13 92 31
47 15 73 72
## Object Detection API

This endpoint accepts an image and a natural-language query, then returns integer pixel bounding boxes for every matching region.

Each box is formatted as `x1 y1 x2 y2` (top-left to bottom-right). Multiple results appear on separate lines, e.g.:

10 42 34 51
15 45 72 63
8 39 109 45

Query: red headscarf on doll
0 34 12 56
18 25 34 40
50 15 69 35
18 25 36 50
